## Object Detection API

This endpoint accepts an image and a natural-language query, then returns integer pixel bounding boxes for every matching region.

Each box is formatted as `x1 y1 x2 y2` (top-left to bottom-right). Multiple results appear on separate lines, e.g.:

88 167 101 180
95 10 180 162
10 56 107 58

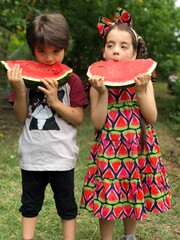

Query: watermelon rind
22 73 72 89
87 59 157 88
0 60 73 89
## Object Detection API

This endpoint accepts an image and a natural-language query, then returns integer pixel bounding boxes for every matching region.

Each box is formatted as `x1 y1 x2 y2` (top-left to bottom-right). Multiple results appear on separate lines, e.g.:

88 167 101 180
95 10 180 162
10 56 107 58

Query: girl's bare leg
123 217 137 235
99 219 114 240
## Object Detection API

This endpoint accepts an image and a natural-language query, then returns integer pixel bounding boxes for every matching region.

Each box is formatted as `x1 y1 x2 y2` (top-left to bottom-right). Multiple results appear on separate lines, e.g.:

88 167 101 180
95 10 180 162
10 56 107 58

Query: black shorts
19 169 77 219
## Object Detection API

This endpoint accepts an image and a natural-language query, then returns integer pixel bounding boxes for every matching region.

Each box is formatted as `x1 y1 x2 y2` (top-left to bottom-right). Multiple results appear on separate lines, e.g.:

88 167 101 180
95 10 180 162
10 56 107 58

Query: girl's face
34 44 65 65
103 28 137 61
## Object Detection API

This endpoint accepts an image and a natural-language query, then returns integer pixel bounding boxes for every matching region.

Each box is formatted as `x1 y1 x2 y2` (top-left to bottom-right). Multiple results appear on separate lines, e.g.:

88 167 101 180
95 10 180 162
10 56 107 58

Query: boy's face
34 44 65 65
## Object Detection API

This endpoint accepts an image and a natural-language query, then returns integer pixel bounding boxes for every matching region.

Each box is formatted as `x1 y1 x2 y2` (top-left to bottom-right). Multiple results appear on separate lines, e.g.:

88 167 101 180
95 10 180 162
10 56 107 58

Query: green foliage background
0 0 180 79
0 1 180 239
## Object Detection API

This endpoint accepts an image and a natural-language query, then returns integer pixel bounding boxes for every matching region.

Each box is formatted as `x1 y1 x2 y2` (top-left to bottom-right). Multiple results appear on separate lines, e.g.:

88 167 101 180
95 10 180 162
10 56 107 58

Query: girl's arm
135 73 157 124
7 64 28 122
90 87 108 130
88 75 108 130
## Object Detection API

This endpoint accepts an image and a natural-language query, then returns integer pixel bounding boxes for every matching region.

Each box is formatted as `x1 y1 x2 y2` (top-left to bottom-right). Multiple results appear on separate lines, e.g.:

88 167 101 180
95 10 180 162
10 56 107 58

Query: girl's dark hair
26 13 70 55
103 24 148 152
103 24 147 59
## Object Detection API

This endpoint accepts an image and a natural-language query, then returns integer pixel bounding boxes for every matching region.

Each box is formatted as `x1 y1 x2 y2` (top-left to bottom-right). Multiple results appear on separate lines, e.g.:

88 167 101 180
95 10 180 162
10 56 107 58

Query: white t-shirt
13 73 88 171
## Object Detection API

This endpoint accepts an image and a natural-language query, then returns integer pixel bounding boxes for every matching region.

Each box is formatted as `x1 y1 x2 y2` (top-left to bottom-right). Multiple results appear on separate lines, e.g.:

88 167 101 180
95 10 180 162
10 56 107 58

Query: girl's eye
107 44 113 48
121 45 128 49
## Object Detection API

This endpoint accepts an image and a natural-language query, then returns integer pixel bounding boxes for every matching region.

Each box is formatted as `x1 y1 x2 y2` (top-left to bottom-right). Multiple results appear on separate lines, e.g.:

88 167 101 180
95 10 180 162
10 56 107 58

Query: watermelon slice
87 59 157 87
0 60 73 89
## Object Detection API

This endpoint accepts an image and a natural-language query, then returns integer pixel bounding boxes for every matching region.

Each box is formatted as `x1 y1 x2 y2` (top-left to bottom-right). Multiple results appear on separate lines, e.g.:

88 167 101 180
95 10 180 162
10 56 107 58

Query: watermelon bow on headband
97 7 133 37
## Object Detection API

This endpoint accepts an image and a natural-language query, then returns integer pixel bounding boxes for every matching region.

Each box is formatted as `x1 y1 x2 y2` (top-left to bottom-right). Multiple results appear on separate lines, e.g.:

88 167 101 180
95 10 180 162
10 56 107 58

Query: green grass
0 82 180 239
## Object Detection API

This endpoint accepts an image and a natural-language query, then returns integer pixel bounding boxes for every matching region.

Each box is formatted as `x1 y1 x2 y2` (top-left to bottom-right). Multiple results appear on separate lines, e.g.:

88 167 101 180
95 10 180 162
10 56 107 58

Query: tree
0 0 179 80
126 0 180 78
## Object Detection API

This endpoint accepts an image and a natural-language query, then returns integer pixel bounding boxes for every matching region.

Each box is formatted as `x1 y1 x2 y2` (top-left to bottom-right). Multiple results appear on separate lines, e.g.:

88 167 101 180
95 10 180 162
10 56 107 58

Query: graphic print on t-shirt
28 89 65 130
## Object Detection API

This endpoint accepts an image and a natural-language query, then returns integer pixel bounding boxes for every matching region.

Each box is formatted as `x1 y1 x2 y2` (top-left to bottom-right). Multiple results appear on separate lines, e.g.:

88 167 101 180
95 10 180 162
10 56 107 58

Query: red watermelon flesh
87 59 157 87
0 60 73 89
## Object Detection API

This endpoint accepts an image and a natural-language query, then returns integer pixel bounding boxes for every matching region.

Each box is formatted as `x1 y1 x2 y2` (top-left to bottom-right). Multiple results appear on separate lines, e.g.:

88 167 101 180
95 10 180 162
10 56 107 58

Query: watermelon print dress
80 86 171 220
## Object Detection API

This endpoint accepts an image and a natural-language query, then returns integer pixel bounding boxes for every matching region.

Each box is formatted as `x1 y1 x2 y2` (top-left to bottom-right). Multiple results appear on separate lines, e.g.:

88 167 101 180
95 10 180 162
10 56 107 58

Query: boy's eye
54 49 61 53
38 49 44 53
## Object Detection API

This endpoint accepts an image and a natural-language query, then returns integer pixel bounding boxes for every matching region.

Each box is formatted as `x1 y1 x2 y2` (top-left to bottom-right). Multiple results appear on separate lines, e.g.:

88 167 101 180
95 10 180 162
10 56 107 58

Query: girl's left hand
134 73 151 93
38 78 59 107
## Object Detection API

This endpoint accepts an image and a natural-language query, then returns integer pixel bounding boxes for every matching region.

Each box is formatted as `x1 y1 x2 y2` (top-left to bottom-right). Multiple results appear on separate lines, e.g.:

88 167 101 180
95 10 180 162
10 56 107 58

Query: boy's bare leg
61 218 76 240
22 216 37 240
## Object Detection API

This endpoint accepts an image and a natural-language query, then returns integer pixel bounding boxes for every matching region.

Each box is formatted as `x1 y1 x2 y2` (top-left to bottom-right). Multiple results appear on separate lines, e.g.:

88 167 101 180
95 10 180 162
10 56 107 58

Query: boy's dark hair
26 13 70 55
103 24 148 59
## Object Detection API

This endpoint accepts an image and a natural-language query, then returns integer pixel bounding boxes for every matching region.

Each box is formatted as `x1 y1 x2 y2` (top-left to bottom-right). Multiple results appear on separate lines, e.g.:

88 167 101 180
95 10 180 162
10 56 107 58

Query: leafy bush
171 77 180 98
168 79 180 123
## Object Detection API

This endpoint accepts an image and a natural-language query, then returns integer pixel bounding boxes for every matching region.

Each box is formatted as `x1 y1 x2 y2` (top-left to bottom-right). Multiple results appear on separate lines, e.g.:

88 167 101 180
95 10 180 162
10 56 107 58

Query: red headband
97 7 133 37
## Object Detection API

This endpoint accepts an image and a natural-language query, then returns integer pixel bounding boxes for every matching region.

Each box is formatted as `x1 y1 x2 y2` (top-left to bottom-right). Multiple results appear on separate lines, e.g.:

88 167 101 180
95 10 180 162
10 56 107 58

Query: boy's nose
46 55 54 64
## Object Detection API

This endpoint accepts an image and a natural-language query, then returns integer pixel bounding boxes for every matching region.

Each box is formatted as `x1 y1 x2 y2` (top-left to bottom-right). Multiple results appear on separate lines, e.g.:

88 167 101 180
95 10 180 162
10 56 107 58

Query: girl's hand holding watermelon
134 72 151 93
88 75 108 95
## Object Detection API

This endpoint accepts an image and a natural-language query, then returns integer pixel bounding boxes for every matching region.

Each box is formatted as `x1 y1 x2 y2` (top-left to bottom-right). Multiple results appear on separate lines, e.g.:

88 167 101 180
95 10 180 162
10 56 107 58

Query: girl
7 13 88 240
80 7 171 240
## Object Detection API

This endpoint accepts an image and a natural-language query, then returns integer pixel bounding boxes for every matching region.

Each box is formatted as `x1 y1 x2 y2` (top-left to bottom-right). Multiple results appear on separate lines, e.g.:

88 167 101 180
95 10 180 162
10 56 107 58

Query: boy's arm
38 77 85 126
13 91 28 122
7 64 28 122
51 102 84 126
